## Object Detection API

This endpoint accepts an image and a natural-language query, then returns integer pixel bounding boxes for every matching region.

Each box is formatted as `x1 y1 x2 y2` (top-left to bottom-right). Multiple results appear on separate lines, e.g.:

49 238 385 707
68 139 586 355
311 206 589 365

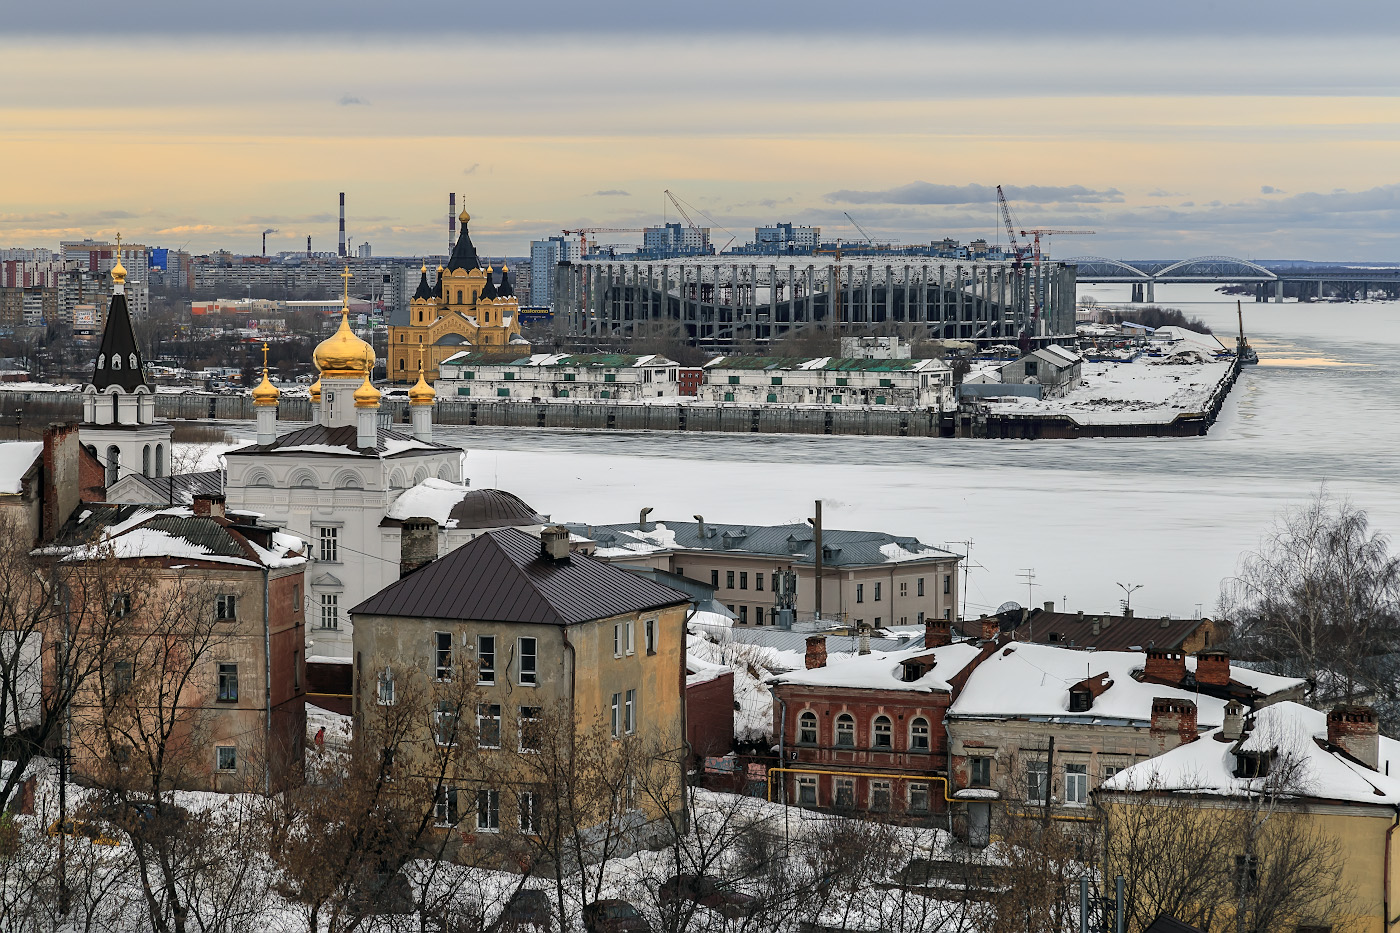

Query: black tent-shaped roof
446 220 480 272
412 267 433 300
90 291 147 392
497 265 515 298
431 270 443 299
352 527 689 626
480 267 498 300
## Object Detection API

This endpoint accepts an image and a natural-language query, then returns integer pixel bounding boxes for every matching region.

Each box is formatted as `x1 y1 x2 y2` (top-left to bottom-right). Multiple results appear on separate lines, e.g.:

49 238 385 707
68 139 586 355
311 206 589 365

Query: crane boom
996 186 1026 265
663 190 697 229
843 212 875 246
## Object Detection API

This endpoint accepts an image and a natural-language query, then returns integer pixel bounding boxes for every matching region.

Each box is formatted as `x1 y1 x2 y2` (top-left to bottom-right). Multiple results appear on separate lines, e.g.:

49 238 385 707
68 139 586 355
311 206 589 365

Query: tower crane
560 227 644 255
1020 229 1095 264
664 188 736 252
996 186 1028 268
844 212 876 247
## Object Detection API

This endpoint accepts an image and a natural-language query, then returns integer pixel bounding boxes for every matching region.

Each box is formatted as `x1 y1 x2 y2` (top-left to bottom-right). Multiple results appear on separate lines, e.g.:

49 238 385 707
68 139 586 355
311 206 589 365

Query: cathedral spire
90 232 147 392
446 208 480 272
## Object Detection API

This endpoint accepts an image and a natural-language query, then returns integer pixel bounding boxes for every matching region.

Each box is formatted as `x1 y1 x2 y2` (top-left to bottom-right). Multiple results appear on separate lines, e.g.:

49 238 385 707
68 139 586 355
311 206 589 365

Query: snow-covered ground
982 359 1232 425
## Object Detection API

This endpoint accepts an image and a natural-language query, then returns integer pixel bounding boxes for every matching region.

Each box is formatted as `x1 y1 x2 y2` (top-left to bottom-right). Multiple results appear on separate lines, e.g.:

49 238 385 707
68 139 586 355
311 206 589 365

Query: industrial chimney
449 193 457 253
306 235 312 258
338 192 346 258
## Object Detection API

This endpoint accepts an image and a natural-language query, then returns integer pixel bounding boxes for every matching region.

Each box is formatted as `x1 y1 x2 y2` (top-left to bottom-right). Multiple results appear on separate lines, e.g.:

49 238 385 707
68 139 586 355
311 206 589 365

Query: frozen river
433 283 1400 622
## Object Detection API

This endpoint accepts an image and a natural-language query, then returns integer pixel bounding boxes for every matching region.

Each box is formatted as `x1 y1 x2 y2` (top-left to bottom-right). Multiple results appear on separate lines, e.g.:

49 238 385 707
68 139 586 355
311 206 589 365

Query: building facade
529 236 580 310
700 356 953 409
437 352 680 401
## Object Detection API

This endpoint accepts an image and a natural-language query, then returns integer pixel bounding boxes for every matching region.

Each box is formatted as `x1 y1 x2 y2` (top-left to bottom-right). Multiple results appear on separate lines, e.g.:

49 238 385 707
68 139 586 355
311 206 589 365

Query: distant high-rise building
529 236 581 309
754 223 820 252
642 223 709 256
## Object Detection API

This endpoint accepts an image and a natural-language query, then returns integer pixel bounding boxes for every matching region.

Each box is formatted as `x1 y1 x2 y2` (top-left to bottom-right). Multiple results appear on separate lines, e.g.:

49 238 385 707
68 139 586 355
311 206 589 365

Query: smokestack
339 192 346 258
449 193 457 253
307 235 312 258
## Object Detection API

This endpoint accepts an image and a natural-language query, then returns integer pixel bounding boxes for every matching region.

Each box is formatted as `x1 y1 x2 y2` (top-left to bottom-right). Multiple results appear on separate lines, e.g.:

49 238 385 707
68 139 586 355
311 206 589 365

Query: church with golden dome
387 209 529 383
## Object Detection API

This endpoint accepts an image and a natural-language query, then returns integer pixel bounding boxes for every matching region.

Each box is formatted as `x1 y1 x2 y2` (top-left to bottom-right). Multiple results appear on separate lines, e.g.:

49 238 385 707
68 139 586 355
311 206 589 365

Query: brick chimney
1150 697 1198 753
925 617 950 648
1195 649 1231 687
1328 705 1379 771
39 422 79 545
980 616 999 640
805 635 827 670
399 519 439 577
1220 699 1245 742
1144 649 1187 684
540 525 571 561
192 493 226 519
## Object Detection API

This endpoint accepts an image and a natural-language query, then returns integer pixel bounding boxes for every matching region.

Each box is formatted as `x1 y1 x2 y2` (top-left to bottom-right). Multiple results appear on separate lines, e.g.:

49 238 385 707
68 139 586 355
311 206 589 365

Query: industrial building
554 256 1077 350
699 356 953 410
437 351 680 401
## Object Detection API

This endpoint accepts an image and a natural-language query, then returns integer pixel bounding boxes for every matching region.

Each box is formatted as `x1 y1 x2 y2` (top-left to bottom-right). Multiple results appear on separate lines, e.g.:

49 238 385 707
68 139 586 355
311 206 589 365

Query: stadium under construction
553 256 1077 349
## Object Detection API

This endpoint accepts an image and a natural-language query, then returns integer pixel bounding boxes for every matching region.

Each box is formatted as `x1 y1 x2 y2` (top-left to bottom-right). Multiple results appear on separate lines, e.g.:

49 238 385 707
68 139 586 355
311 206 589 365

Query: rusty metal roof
351 527 690 626
1009 609 1210 653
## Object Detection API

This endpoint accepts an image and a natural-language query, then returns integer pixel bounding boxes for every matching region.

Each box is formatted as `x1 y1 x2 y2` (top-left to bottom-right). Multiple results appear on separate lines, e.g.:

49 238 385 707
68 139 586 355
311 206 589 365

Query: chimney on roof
693 514 705 539
1044 601 1055 612
1221 699 1245 742
1077 610 1084 621
40 422 79 546
1195 649 1231 687
1145 649 1187 684
540 525 571 561
192 493 225 519
805 635 827 669
1328 705 1379 771
1124 607 1134 619
400 519 439 577
925 616 950 648
1150 697 1198 753
1091 619 1100 636
1159 617 1169 628
639 507 653 531
980 616 999 641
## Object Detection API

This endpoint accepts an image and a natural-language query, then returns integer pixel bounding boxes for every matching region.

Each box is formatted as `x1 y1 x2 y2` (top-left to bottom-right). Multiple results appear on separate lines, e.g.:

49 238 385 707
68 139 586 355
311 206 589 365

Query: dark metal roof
568 520 958 569
112 470 224 505
497 265 515 297
90 292 148 392
480 269 498 300
224 423 456 458
412 268 433 301
446 223 480 272
1010 609 1209 653
448 489 545 529
352 527 690 626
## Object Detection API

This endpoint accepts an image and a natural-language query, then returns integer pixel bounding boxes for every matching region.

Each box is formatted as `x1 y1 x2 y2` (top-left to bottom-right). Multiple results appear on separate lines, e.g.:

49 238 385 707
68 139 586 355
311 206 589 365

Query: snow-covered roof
384 481 544 531
1152 326 1226 353
1040 344 1082 366
0 441 42 495
386 478 473 526
772 642 985 694
1100 701 1400 805
948 642 1304 727
52 504 308 570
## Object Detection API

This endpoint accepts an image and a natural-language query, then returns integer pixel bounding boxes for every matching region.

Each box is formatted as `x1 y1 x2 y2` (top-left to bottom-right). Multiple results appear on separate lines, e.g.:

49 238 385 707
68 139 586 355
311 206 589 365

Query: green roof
705 356 934 372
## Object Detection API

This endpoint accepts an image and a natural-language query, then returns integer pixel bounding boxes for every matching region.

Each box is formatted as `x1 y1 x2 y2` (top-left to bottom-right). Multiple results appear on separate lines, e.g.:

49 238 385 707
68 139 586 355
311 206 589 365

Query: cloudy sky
4 1 1399 259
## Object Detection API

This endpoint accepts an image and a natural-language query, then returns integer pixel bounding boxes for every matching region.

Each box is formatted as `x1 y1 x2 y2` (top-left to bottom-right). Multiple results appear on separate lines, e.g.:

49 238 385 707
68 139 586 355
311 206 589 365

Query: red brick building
685 667 735 766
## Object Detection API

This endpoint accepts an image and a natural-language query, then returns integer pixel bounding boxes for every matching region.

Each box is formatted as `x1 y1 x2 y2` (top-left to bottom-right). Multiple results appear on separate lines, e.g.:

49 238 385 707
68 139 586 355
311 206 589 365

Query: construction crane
561 227 645 255
995 186 1028 268
844 212 876 246
663 188 736 252
1020 228 1095 264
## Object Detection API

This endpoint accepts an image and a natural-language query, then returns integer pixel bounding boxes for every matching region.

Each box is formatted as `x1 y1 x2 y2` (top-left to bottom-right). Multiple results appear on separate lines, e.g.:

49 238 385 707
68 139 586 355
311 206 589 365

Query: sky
4 1 1400 260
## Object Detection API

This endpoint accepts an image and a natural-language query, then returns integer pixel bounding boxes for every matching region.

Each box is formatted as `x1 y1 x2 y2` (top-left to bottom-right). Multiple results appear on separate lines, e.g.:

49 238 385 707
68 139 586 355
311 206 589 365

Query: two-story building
436 352 680 401
569 518 961 629
350 526 691 856
996 345 1083 399
699 356 953 409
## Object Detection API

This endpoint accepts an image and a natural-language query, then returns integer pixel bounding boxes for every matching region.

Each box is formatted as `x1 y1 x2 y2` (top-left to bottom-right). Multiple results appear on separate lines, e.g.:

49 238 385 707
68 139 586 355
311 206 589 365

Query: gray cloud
0 211 70 225
1260 185 1283 194
463 164 480 175
338 95 368 106
826 182 1123 206
591 189 630 197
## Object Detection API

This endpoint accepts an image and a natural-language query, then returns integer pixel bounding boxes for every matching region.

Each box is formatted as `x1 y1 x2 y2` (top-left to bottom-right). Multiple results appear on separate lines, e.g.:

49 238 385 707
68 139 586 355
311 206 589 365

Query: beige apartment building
569 518 960 629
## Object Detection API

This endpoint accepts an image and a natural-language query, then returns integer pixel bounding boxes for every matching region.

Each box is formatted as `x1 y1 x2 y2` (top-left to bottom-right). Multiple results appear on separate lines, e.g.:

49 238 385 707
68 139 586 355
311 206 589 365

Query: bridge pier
1145 280 1155 303
1131 283 1143 302
1274 280 1284 303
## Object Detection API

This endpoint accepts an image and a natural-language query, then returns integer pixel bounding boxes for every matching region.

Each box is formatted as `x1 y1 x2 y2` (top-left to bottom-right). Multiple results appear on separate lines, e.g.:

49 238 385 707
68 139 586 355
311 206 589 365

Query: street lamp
1117 583 1143 615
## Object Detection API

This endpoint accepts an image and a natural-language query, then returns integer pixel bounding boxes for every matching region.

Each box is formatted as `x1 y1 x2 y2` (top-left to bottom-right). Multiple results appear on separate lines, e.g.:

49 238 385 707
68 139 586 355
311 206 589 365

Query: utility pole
1117 582 1144 616
810 500 823 621
1018 568 1037 637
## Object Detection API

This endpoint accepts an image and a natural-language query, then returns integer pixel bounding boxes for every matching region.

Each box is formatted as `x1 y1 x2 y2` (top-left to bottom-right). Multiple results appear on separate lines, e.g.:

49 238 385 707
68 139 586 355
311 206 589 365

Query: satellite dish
996 601 1022 614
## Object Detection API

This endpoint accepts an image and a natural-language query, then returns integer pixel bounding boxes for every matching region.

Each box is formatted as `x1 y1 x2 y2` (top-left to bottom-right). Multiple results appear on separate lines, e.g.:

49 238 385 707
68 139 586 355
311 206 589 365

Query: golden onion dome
111 258 127 286
313 310 375 378
309 376 322 403
353 373 381 409
251 369 281 406
409 369 436 406
459 208 470 224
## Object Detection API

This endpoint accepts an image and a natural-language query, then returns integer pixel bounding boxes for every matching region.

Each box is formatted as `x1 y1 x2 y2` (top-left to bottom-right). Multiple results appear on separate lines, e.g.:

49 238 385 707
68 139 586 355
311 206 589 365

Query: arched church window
105 446 120 487
456 291 463 304
398 360 405 370
129 353 138 369
111 356 121 371
154 444 164 477
97 354 105 369
142 445 151 477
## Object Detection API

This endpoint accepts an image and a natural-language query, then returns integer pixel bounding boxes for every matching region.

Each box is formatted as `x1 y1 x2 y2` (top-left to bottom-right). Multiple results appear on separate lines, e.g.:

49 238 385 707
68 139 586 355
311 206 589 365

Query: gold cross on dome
417 344 425 372
114 232 122 253
340 265 353 304
262 342 270 369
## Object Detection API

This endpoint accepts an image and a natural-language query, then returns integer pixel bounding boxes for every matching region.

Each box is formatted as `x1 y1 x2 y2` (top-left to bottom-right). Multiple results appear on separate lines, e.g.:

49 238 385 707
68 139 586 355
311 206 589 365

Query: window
726 571 735 589
434 631 453 680
1065 763 1088 806
835 778 855 809
217 663 238 702
377 668 396 706
216 746 236 773
728 375 740 385
1233 854 1259 897
856 584 864 604
625 689 637 734
910 717 930 752
215 594 237 621
477 704 501 748
871 780 892 811
739 572 748 590
320 594 339 630
1103 765 1121 783
874 582 882 602
1234 750 1273 779
872 715 892 749
497 388 509 397
519 706 542 752
917 577 925 597
766 393 778 403
797 776 817 805
504 371 515 380
970 757 991 787
739 605 748 624
293 650 301 691
563 372 576 382
603 373 616 383
771 376 783 385
1069 689 1092 712
835 714 855 747
755 574 764 592
798 710 818 745
478 635 496 684
611 693 622 738
111 593 131 618
519 791 540 834
645 619 656 655
317 526 338 562
943 608 951 620
900 582 908 597
755 607 764 625
835 377 848 387
1026 761 1049 803
626 620 635 655
614 622 624 658
434 701 458 746
943 574 951 595
909 783 930 813
434 787 459 826
710 570 719 588
517 637 537 685
476 789 500 832
723 392 734 402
